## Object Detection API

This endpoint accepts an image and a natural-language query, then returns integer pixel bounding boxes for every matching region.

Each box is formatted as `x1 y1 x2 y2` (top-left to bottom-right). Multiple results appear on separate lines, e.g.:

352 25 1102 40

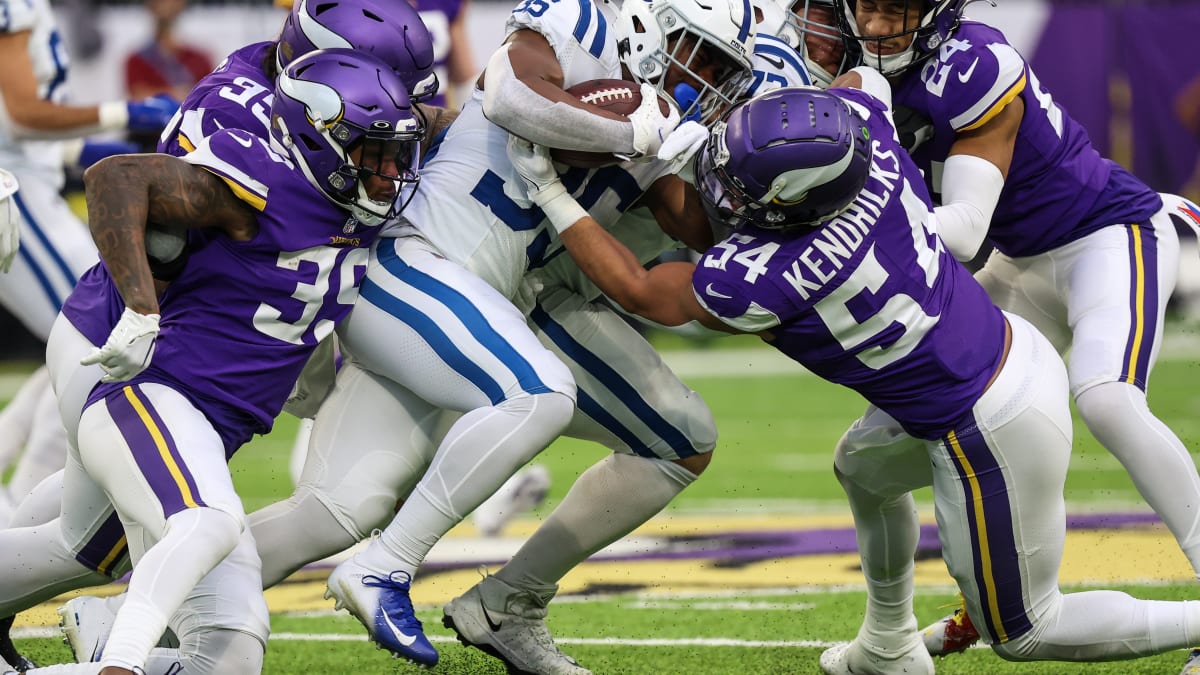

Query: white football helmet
616 0 757 124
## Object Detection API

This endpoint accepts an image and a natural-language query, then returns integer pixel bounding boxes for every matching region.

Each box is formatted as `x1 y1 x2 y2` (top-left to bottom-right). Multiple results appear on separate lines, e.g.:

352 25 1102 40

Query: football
548 79 668 168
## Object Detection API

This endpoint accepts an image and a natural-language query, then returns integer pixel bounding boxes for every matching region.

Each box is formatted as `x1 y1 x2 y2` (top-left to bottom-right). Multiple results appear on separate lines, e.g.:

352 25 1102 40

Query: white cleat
58 596 117 663
443 576 588 675
473 465 552 537
820 638 935 675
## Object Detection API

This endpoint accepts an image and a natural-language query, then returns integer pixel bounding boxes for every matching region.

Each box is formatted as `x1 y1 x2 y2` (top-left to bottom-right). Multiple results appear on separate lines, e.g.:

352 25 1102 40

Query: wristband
535 183 588 234
98 101 130 133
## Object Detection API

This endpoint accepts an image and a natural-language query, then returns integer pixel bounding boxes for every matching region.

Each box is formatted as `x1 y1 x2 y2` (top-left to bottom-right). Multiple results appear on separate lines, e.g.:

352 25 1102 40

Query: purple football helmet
271 48 423 226
833 0 974 76
276 0 439 102
696 87 872 230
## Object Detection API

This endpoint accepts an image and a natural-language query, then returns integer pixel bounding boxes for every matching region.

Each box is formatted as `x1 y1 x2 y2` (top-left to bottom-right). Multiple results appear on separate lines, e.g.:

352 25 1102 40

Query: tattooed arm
83 154 257 314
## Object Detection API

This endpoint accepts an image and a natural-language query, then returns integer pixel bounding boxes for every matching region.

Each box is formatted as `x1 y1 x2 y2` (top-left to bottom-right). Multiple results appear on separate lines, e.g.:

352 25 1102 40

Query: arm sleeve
933 153 1005 262
481 43 635 153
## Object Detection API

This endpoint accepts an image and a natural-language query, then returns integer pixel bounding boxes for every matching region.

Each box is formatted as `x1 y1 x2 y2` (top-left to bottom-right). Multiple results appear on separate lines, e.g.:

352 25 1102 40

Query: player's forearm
481 44 634 153
83 156 160 315
5 100 128 140
558 219 671 321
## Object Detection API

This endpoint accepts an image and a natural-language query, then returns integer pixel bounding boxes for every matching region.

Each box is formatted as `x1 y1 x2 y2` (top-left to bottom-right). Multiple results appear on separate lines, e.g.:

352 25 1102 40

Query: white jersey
389 0 672 301
747 34 814 97
0 0 69 185
531 206 678 302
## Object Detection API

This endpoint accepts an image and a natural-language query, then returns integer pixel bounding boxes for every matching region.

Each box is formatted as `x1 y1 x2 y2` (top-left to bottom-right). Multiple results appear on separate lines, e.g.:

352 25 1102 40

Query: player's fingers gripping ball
548 79 675 168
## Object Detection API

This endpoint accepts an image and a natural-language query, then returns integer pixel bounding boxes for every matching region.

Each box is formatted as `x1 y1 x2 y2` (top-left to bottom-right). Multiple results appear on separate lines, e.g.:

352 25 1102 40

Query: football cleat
819 638 935 675
325 559 438 667
472 464 552 538
443 575 589 675
920 604 981 656
0 616 34 671
58 596 116 663
1181 647 1200 675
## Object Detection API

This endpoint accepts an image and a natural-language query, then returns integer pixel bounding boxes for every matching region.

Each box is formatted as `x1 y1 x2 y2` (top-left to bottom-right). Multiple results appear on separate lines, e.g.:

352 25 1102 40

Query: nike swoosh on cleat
380 610 419 647
480 600 504 633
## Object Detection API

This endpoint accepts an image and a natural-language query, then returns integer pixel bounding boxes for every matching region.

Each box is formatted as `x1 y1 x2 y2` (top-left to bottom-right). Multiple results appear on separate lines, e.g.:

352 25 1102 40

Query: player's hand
508 135 565 206
81 308 161 382
0 169 20 273
628 83 680 159
126 95 181 134
657 121 709 179
507 135 586 233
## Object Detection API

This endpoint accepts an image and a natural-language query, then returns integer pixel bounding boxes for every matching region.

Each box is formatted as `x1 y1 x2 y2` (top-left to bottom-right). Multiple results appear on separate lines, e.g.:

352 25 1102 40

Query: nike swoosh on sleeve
957 58 979 83
705 283 733 300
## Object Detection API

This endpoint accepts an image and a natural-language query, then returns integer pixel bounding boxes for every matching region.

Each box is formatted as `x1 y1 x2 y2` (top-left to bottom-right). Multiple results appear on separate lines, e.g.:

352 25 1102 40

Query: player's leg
6 381 69 504
935 314 1200 662
1057 201 1200 574
161 529 269 675
75 383 248 674
250 359 443 588
819 407 934 675
326 236 575 664
0 366 50 517
445 288 715 674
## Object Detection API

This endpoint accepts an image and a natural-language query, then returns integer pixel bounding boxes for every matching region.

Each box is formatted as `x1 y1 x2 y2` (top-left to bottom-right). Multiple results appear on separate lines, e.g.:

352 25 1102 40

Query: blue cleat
326 559 438 666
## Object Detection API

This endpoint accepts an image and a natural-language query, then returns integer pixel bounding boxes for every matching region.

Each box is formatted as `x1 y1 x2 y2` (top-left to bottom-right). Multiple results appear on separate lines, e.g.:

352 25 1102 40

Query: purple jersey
692 89 1005 439
410 0 465 108
894 22 1161 258
159 42 275 157
63 129 376 455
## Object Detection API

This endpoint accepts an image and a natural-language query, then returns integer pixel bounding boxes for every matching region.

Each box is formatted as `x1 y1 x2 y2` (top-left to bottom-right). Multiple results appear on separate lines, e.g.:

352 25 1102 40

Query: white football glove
81 308 161 382
0 169 20 273
656 120 710 181
507 134 587 233
627 83 681 160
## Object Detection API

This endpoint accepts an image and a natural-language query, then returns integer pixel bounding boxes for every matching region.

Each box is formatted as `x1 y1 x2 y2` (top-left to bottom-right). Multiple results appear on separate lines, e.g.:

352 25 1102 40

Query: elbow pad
482 44 634 154
933 154 1005 262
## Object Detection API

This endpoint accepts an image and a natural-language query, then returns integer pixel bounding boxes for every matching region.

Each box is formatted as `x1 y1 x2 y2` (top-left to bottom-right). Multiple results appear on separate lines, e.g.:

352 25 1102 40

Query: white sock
100 508 240 670
249 486 361 589
835 466 921 650
495 453 695 590
358 392 573 576
1076 381 1200 574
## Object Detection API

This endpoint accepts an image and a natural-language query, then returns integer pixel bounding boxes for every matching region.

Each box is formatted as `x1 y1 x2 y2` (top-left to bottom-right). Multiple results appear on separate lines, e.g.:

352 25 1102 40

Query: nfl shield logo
343 218 359 234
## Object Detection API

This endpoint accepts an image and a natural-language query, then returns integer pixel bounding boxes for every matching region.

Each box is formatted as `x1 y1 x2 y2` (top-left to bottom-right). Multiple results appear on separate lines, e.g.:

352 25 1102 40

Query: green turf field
9 331 1200 673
